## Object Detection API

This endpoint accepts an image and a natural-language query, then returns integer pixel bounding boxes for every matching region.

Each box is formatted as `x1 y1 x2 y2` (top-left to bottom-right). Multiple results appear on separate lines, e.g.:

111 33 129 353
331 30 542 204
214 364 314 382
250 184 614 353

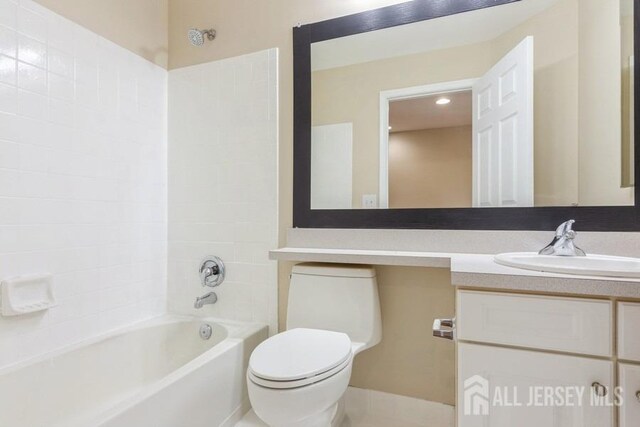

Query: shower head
188 28 216 47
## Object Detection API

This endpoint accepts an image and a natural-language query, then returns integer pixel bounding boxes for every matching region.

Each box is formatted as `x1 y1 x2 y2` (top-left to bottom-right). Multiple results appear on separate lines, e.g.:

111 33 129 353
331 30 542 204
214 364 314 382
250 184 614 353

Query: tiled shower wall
0 0 167 367
168 49 278 334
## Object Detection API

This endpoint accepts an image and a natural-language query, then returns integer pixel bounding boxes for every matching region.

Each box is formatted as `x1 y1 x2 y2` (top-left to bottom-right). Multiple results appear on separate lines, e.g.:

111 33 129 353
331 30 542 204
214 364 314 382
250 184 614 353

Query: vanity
455 291 639 427
284 0 640 425
271 228 640 426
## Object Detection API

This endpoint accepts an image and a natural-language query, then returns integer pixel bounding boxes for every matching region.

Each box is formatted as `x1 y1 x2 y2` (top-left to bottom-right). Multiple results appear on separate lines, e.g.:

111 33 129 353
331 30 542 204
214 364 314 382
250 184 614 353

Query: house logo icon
464 375 490 416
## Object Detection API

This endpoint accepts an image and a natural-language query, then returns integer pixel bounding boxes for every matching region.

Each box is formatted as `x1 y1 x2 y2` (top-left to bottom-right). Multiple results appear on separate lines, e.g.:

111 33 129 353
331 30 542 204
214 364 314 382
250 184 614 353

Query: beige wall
389 127 472 209
33 0 169 68
350 267 455 405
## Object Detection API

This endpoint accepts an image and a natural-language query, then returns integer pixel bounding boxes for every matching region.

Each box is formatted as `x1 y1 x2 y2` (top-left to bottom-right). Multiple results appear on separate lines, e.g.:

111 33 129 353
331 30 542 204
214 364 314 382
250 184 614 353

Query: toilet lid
249 328 352 382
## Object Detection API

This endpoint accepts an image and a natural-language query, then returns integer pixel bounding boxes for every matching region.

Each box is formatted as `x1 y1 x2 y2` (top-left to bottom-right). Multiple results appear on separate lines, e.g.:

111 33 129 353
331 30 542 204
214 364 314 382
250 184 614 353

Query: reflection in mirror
387 90 472 209
310 0 635 210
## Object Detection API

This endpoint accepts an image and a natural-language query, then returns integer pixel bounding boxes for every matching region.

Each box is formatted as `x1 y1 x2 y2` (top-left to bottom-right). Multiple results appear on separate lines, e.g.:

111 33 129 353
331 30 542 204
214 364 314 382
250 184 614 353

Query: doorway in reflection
387 91 473 209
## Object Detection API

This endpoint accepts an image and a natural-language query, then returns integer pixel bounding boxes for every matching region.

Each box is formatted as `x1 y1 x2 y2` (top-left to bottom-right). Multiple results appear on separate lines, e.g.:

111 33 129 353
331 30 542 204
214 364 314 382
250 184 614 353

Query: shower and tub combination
0 0 279 423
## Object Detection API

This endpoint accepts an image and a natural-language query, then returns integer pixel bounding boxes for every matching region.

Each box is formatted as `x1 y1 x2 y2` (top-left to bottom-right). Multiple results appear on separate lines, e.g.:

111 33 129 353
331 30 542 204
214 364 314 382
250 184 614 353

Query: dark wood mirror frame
293 0 640 231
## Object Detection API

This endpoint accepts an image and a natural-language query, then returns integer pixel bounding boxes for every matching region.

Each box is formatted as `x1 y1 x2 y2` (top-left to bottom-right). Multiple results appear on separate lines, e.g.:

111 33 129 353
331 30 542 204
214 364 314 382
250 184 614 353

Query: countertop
270 247 640 299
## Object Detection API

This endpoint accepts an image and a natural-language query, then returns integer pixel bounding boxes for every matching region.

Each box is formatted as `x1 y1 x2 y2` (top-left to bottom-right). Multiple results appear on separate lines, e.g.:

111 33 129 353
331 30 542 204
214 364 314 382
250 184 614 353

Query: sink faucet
194 292 218 309
539 220 586 257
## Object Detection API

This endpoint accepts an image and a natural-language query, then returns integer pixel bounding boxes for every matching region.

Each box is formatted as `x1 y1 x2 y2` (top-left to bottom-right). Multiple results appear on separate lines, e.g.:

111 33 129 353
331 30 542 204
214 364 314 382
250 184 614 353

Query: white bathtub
0 316 267 427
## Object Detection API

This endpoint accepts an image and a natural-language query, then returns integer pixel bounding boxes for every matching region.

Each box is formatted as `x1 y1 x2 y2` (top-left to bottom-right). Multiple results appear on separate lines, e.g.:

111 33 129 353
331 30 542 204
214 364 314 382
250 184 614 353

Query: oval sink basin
494 252 640 279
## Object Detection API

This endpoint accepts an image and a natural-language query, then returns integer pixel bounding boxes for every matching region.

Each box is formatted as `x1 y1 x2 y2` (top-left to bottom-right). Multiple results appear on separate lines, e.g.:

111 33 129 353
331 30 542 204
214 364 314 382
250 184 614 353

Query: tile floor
344 387 454 427
236 387 455 427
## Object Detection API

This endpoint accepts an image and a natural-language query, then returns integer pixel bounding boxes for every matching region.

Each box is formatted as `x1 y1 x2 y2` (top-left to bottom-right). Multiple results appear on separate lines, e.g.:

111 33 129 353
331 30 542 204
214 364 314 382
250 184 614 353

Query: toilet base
236 397 347 427
332 396 346 427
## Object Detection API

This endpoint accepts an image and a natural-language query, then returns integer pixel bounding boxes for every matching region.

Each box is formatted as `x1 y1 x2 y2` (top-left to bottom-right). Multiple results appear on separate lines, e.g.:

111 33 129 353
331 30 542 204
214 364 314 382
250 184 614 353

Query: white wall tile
0 82 17 113
0 54 16 84
17 88 46 119
17 61 45 93
17 34 45 67
46 14 73 54
0 111 20 140
47 47 73 78
168 49 279 334
17 4 47 42
48 72 74 101
0 1 18 30
0 25 17 57
0 0 167 369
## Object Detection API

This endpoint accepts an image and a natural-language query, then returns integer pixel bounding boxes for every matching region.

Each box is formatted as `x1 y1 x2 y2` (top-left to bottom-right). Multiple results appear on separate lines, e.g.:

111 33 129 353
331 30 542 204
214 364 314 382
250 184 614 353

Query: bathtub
0 316 268 427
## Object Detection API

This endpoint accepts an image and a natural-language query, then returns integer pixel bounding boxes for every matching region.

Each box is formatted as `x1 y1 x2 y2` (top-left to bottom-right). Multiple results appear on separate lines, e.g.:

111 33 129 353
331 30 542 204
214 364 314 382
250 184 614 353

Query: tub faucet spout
194 292 218 309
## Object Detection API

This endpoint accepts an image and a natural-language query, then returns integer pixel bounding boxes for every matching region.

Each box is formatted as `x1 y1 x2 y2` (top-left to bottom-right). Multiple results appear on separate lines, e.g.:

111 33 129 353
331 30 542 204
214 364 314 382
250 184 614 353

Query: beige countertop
270 247 640 299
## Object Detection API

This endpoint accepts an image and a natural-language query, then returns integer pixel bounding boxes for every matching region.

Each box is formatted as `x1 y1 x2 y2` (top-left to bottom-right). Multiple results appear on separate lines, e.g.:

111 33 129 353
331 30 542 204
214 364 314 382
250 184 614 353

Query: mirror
309 0 636 210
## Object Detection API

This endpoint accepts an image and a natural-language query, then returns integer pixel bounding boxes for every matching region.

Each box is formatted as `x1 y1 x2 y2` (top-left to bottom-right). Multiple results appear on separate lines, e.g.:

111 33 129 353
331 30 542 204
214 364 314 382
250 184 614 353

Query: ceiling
389 90 472 133
311 0 561 71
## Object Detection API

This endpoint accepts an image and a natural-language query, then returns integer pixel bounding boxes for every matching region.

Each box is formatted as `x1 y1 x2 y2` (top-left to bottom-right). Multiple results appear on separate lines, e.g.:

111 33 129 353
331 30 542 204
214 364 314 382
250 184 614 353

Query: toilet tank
286 263 382 351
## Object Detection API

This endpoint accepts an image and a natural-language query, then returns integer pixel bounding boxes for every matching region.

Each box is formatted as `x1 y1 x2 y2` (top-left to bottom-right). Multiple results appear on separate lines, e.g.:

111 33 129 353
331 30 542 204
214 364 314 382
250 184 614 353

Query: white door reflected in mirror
472 36 534 208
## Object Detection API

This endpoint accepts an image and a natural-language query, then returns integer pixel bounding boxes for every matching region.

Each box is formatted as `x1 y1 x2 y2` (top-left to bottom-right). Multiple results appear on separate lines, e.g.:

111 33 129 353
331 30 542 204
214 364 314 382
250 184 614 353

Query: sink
494 252 640 279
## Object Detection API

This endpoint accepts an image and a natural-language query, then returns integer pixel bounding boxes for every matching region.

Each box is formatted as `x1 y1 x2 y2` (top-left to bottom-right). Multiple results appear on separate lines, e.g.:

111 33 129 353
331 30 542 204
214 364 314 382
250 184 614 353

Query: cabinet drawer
619 363 640 427
457 290 612 356
618 302 640 362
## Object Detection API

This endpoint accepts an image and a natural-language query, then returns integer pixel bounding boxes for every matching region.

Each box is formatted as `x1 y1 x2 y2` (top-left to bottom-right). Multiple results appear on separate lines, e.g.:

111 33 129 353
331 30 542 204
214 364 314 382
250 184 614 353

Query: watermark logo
464 375 490 416
463 375 624 417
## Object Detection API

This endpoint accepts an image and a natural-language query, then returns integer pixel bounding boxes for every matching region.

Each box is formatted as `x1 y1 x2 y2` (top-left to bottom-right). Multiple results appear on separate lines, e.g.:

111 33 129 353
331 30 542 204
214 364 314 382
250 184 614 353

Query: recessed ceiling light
388 126 393 130
436 98 451 105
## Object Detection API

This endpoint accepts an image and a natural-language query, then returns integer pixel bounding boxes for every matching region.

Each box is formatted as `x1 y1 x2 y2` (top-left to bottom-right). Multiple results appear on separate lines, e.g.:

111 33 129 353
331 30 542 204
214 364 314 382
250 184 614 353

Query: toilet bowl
246 264 381 427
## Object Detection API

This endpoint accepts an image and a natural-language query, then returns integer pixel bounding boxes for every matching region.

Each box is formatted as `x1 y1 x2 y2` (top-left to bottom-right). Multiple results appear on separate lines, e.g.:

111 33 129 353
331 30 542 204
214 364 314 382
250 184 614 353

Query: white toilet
247 263 382 427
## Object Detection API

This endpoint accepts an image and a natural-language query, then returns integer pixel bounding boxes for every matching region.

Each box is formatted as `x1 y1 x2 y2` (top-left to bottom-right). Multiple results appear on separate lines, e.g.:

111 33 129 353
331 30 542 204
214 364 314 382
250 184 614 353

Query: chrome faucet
539 220 586 257
194 292 218 309
194 256 226 309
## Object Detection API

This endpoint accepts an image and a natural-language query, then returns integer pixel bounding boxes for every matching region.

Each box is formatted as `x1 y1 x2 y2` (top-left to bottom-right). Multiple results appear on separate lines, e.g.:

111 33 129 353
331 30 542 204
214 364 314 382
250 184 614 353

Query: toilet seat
248 328 353 390
248 354 351 389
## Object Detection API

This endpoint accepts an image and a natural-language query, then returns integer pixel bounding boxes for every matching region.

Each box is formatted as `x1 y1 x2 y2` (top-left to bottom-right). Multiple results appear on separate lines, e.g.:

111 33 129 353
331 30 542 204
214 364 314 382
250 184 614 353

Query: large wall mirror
293 0 640 230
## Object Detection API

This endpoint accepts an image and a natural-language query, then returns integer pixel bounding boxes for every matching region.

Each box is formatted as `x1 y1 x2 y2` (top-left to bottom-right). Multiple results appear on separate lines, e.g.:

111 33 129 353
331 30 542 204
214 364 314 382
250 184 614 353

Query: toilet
247 263 382 427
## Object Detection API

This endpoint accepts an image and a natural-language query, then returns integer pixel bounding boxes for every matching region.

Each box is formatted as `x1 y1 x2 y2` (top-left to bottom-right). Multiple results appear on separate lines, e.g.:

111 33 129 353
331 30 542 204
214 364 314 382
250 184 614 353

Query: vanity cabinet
458 342 614 427
451 290 634 427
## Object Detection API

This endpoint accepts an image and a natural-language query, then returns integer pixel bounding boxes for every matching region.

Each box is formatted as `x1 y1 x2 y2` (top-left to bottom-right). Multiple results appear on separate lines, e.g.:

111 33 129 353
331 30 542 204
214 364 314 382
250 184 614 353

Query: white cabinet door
619 363 640 427
458 343 614 427
472 36 534 207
